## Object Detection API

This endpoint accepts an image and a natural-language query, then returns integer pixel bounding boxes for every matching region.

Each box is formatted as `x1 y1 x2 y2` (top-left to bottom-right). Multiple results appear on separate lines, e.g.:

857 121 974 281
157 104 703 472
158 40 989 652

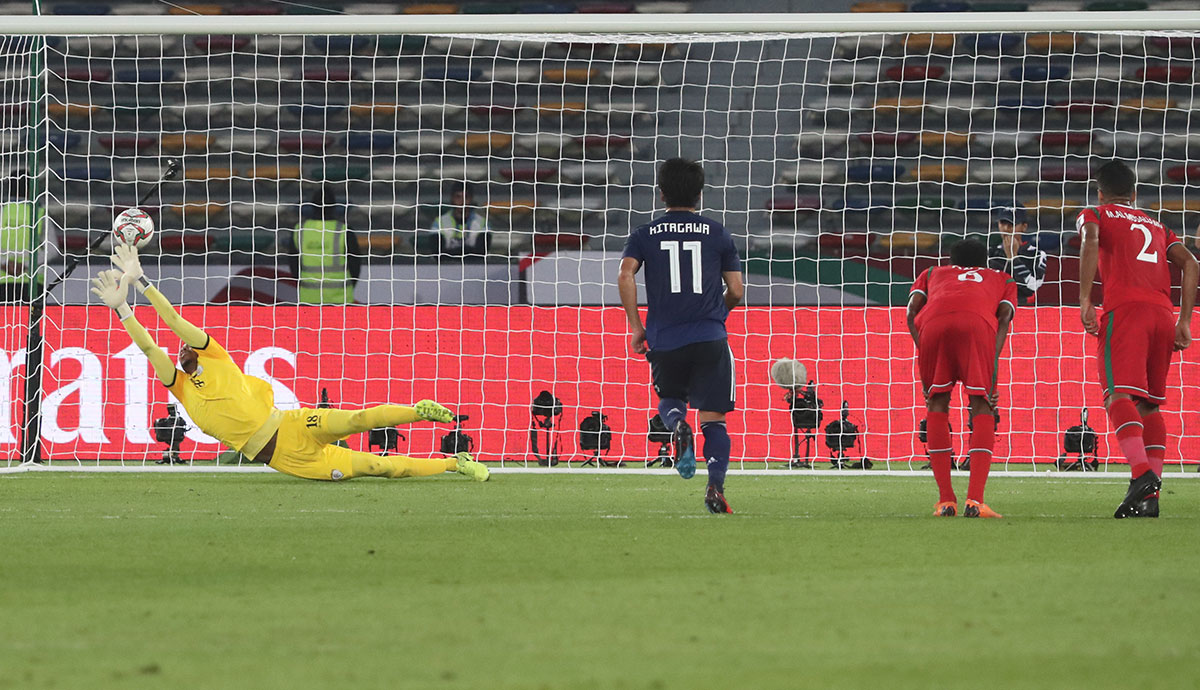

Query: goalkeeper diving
92 245 489 483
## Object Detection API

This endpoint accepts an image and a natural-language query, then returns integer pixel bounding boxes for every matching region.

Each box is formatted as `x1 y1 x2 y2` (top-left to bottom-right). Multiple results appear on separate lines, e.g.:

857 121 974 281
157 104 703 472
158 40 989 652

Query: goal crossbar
3 11 1200 36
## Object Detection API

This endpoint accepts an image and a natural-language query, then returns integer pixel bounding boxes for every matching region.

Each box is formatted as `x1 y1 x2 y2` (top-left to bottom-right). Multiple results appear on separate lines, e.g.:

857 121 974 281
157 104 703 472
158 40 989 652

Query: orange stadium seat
349 102 405 120
1025 32 1077 52
1151 199 1200 212
1026 198 1083 217
403 3 460 13
489 199 537 217
454 133 513 152
537 101 588 116
47 102 98 120
543 68 600 84
920 131 972 150
851 1 907 10
249 165 302 180
168 4 223 14
1119 96 1175 112
903 33 956 53
910 163 967 183
160 133 210 154
877 231 938 254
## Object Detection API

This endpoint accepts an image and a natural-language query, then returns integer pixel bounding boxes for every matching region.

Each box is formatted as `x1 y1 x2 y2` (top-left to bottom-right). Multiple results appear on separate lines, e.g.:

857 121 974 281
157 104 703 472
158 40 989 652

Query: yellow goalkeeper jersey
166 338 277 454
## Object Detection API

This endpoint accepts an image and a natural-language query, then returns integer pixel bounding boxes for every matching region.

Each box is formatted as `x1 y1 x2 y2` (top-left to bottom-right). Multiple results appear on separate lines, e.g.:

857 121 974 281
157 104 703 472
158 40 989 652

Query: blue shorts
646 338 736 413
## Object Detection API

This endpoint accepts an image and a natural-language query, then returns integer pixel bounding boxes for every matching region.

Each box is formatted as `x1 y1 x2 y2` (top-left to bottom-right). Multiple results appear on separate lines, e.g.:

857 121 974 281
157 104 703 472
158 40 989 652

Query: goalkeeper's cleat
704 484 733 514
1115 470 1161 519
415 399 454 423
455 452 490 482
672 419 696 479
933 501 957 517
963 499 1002 518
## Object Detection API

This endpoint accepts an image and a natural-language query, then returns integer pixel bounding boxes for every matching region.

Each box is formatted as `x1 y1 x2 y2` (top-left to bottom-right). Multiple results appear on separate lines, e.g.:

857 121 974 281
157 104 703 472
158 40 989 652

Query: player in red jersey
907 239 1017 518
1077 161 1198 518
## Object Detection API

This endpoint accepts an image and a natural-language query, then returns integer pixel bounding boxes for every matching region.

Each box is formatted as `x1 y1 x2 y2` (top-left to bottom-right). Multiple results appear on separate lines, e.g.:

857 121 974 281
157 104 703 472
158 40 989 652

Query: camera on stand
152 403 188 465
770 358 823 469
1057 408 1098 471
529 390 563 466
440 415 474 456
577 411 618 467
825 401 872 470
646 414 674 468
368 426 406 455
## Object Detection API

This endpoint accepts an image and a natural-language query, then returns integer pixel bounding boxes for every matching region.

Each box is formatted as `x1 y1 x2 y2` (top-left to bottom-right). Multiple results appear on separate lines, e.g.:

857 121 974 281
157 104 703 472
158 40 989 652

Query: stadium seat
192 36 252 52
921 131 972 151
431 160 492 181
910 163 967 183
1119 96 1175 112
846 163 904 182
1165 165 1200 182
349 102 405 122
851 1 907 11
99 135 156 153
962 33 1024 53
1147 36 1200 56
277 135 331 153
500 165 558 183
160 134 210 154
559 161 621 183
303 67 355 81
371 162 425 181
634 1 690 11
1024 32 1077 53
877 231 939 254
818 231 871 254
158 232 215 253
970 0 1028 8
312 164 373 182
423 66 484 82
309 35 372 54
403 3 460 12
884 64 946 81
543 67 600 84
52 3 110 14
1026 197 1083 218
903 33 956 54
538 101 588 117
1151 199 1200 213
488 199 537 217
251 165 303 181
453 133 514 152
230 5 285 14
59 66 112 81
911 0 969 8
1057 99 1116 115
397 132 450 153
776 162 842 184
45 131 83 152
1136 65 1193 83
114 68 175 83
767 196 822 214
168 4 223 14
1085 0 1147 8
578 1 635 11
574 134 632 152
47 103 98 121
56 164 111 181
185 167 236 182
345 132 398 152
1040 163 1090 181
1011 64 1071 80
463 2 521 11
1040 132 1092 150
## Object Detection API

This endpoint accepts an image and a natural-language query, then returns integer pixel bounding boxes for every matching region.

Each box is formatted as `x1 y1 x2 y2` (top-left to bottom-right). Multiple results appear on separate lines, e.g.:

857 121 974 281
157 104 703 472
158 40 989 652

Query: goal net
3 12 1200 473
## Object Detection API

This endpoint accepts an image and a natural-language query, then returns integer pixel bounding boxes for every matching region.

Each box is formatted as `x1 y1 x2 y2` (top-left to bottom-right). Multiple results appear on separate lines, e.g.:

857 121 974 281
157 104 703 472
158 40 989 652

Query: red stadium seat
159 232 215 253
1166 165 1200 182
1040 164 1090 181
819 232 870 253
1039 132 1092 149
500 166 558 182
60 66 111 81
403 3 461 13
99 135 156 152
574 134 632 151
193 36 252 52
534 233 589 250
277 135 330 153
168 4 223 14
1136 65 1193 83
884 64 946 81
857 132 918 147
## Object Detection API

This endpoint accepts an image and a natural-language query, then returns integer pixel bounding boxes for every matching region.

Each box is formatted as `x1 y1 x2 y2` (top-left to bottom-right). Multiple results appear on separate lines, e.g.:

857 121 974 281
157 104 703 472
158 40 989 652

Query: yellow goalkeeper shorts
267 408 354 481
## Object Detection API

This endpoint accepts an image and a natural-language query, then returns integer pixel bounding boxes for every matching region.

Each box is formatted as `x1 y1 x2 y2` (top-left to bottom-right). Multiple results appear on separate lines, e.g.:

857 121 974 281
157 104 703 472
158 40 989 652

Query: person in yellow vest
429 182 489 258
0 171 41 303
91 244 490 482
286 186 361 304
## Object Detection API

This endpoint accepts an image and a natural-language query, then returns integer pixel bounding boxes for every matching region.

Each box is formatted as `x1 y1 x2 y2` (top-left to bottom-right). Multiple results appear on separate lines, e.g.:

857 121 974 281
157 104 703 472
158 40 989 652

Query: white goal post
2 10 1199 476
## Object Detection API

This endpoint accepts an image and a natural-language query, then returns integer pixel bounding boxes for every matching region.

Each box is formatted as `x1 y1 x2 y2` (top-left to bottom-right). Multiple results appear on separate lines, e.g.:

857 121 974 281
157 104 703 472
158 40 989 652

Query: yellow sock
350 452 455 479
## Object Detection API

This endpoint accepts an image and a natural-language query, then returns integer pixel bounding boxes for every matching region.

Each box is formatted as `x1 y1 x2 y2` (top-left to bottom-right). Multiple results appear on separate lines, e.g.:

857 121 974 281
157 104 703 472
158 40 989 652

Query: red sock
1107 398 1151 477
1142 410 1166 477
967 414 995 503
926 411 955 503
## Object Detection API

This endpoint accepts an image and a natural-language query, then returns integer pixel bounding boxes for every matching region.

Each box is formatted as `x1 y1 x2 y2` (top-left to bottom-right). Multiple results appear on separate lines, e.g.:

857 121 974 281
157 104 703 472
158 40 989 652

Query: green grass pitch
2 472 1198 690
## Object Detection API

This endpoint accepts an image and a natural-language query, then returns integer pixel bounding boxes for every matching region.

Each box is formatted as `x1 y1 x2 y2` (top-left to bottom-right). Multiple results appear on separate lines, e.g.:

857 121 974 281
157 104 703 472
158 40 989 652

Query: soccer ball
112 208 155 248
769 358 807 389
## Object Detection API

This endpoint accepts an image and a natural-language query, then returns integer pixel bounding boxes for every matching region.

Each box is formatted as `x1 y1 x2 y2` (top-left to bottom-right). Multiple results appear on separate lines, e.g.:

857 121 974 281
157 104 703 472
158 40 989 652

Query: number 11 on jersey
660 240 703 294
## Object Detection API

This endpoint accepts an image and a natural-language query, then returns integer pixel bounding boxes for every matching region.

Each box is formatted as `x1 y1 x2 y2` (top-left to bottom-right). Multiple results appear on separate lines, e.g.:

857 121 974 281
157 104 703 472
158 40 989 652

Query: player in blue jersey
618 158 745 514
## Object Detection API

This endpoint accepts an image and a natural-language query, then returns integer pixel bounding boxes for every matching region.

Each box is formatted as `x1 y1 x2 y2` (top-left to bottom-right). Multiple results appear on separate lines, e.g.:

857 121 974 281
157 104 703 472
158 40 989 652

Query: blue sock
658 398 686 430
701 421 730 491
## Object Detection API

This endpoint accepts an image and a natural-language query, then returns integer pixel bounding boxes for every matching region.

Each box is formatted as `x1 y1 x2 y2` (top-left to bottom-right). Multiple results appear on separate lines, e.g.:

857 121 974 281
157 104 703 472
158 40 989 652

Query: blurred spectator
989 206 1047 304
425 182 490 259
285 185 361 305
0 171 42 304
